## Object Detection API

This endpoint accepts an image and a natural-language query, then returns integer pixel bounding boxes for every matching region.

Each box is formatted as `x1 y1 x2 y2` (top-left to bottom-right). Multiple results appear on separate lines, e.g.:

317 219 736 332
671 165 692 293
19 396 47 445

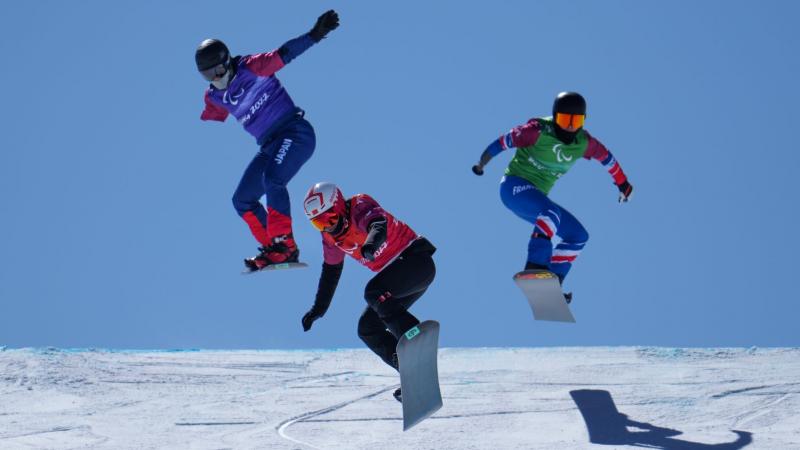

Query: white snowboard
513 269 575 323
241 262 308 275
396 320 443 431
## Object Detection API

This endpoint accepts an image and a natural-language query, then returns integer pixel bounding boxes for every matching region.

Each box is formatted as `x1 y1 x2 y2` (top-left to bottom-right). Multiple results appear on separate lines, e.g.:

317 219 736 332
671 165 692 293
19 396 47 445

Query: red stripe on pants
535 219 554 238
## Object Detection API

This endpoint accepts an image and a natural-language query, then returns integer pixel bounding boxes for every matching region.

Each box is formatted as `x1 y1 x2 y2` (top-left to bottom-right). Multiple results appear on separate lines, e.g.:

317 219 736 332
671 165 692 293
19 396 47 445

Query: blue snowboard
396 320 443 431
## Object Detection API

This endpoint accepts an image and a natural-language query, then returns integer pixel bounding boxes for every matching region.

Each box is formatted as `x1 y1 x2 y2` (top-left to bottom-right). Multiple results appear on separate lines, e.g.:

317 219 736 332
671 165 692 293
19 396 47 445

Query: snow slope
1 347 797 449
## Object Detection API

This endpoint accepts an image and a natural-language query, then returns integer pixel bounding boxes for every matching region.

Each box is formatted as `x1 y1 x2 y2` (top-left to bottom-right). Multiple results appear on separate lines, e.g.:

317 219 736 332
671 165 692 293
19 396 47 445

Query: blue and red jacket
200 33 316 145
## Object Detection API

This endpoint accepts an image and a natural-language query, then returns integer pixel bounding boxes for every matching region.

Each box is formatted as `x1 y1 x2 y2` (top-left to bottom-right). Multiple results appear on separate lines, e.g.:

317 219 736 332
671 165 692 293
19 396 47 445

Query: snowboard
513 269 575 323
396 320 443 431
241 262 308 275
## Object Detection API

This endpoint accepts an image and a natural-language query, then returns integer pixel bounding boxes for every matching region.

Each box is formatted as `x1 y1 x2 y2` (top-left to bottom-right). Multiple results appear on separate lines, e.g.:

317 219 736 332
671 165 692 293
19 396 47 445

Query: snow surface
1 347 798 449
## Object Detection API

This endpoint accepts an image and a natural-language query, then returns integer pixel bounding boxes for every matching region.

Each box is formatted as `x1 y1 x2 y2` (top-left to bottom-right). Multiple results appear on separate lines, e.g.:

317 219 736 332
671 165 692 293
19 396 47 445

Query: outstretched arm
472 141 503 176
302 237 345 331
245 10 340 77
302 261 343 331
472 118 542 175
584 132 634 202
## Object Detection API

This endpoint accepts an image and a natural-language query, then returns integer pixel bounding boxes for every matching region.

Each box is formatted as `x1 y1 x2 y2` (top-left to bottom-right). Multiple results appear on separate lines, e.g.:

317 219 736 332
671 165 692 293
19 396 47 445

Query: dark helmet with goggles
196 39 231 82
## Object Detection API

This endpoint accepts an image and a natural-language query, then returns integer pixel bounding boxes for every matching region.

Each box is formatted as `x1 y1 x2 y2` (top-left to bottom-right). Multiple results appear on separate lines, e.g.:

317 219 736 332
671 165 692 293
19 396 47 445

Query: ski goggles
199 61 229 82
310 209 340 231
555 112 585 130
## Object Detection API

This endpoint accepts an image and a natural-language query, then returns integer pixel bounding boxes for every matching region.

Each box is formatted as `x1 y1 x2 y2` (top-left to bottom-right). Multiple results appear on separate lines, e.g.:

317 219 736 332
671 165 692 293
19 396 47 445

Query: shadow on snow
570 389 752 449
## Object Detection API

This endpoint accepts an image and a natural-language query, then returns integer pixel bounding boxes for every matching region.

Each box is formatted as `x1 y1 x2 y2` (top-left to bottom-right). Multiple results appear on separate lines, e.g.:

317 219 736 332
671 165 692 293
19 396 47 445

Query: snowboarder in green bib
472 92 633 298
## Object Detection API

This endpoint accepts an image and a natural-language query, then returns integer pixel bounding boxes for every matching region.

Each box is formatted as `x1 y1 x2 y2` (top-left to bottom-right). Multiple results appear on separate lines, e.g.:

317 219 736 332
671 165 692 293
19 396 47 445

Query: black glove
310 10 340 42
617 180 634 203
302 308 323 331
473 147 494 176
361 242 377 262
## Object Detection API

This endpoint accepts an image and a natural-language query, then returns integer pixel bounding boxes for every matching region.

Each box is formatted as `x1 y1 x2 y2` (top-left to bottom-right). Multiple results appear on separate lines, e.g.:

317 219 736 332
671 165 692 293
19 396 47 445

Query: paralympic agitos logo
552 144 573 163
223 88 245 105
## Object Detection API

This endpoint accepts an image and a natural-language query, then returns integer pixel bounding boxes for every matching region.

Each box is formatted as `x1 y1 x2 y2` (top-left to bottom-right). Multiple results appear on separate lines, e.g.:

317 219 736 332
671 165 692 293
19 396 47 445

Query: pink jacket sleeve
504 118 543 149
200 91 228 122
583 130 628 185
242 51 286 77
322 236 345 265
351 195 386 231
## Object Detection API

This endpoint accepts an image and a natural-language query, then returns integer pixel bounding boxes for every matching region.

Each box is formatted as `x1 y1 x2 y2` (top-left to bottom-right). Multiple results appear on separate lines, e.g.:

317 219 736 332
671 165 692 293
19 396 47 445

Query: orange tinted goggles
310 209 339 231
555 113 585 130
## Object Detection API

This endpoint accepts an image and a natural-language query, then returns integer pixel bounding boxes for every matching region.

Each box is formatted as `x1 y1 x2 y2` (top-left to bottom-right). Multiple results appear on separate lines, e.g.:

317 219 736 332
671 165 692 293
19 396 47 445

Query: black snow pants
358 237 436 370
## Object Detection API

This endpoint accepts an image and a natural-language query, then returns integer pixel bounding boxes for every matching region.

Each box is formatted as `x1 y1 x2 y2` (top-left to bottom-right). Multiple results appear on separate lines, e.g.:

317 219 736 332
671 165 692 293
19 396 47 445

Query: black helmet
552 91 586 117
552 91 586 143
195 39 230 71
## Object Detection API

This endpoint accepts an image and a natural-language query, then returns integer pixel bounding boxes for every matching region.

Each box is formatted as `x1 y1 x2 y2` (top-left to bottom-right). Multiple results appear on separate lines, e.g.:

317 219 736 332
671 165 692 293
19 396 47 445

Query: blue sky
1 1 798 349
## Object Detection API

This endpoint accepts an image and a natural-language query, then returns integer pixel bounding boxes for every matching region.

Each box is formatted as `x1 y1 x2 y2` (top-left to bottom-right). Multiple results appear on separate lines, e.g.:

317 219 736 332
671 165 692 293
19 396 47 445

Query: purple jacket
201 52 297 143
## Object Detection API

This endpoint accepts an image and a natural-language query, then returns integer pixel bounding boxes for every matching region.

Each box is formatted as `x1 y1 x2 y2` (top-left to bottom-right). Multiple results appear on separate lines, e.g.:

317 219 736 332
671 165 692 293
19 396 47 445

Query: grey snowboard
241 262 308 275
513 269 575 323
396 320 443 431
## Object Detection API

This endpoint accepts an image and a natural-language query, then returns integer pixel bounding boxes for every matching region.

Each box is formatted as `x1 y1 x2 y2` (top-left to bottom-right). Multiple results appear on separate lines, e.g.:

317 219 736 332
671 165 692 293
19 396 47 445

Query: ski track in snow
0 347 798 449
276 385 398 449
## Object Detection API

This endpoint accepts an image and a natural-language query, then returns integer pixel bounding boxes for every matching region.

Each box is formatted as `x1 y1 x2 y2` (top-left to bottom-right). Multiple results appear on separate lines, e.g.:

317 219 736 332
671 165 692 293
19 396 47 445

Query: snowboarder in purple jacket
195 10 339 272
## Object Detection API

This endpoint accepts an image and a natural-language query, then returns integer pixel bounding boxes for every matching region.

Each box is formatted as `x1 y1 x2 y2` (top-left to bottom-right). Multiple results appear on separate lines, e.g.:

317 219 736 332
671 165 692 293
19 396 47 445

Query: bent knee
357 315 384 340
232 195 257 214
578 228 589 245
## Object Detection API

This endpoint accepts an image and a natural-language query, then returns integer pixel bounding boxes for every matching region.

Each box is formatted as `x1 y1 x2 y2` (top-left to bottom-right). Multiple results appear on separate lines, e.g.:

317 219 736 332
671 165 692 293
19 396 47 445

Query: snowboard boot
554 274 573 304
524 261 549 271
243 234 299 271
391 353 402 402
555 273 572 304
393 387 402 403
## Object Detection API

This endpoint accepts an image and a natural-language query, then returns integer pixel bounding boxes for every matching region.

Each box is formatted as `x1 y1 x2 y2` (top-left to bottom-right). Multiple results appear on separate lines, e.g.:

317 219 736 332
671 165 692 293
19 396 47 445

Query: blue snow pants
232 115 315 246
499 175 589 282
